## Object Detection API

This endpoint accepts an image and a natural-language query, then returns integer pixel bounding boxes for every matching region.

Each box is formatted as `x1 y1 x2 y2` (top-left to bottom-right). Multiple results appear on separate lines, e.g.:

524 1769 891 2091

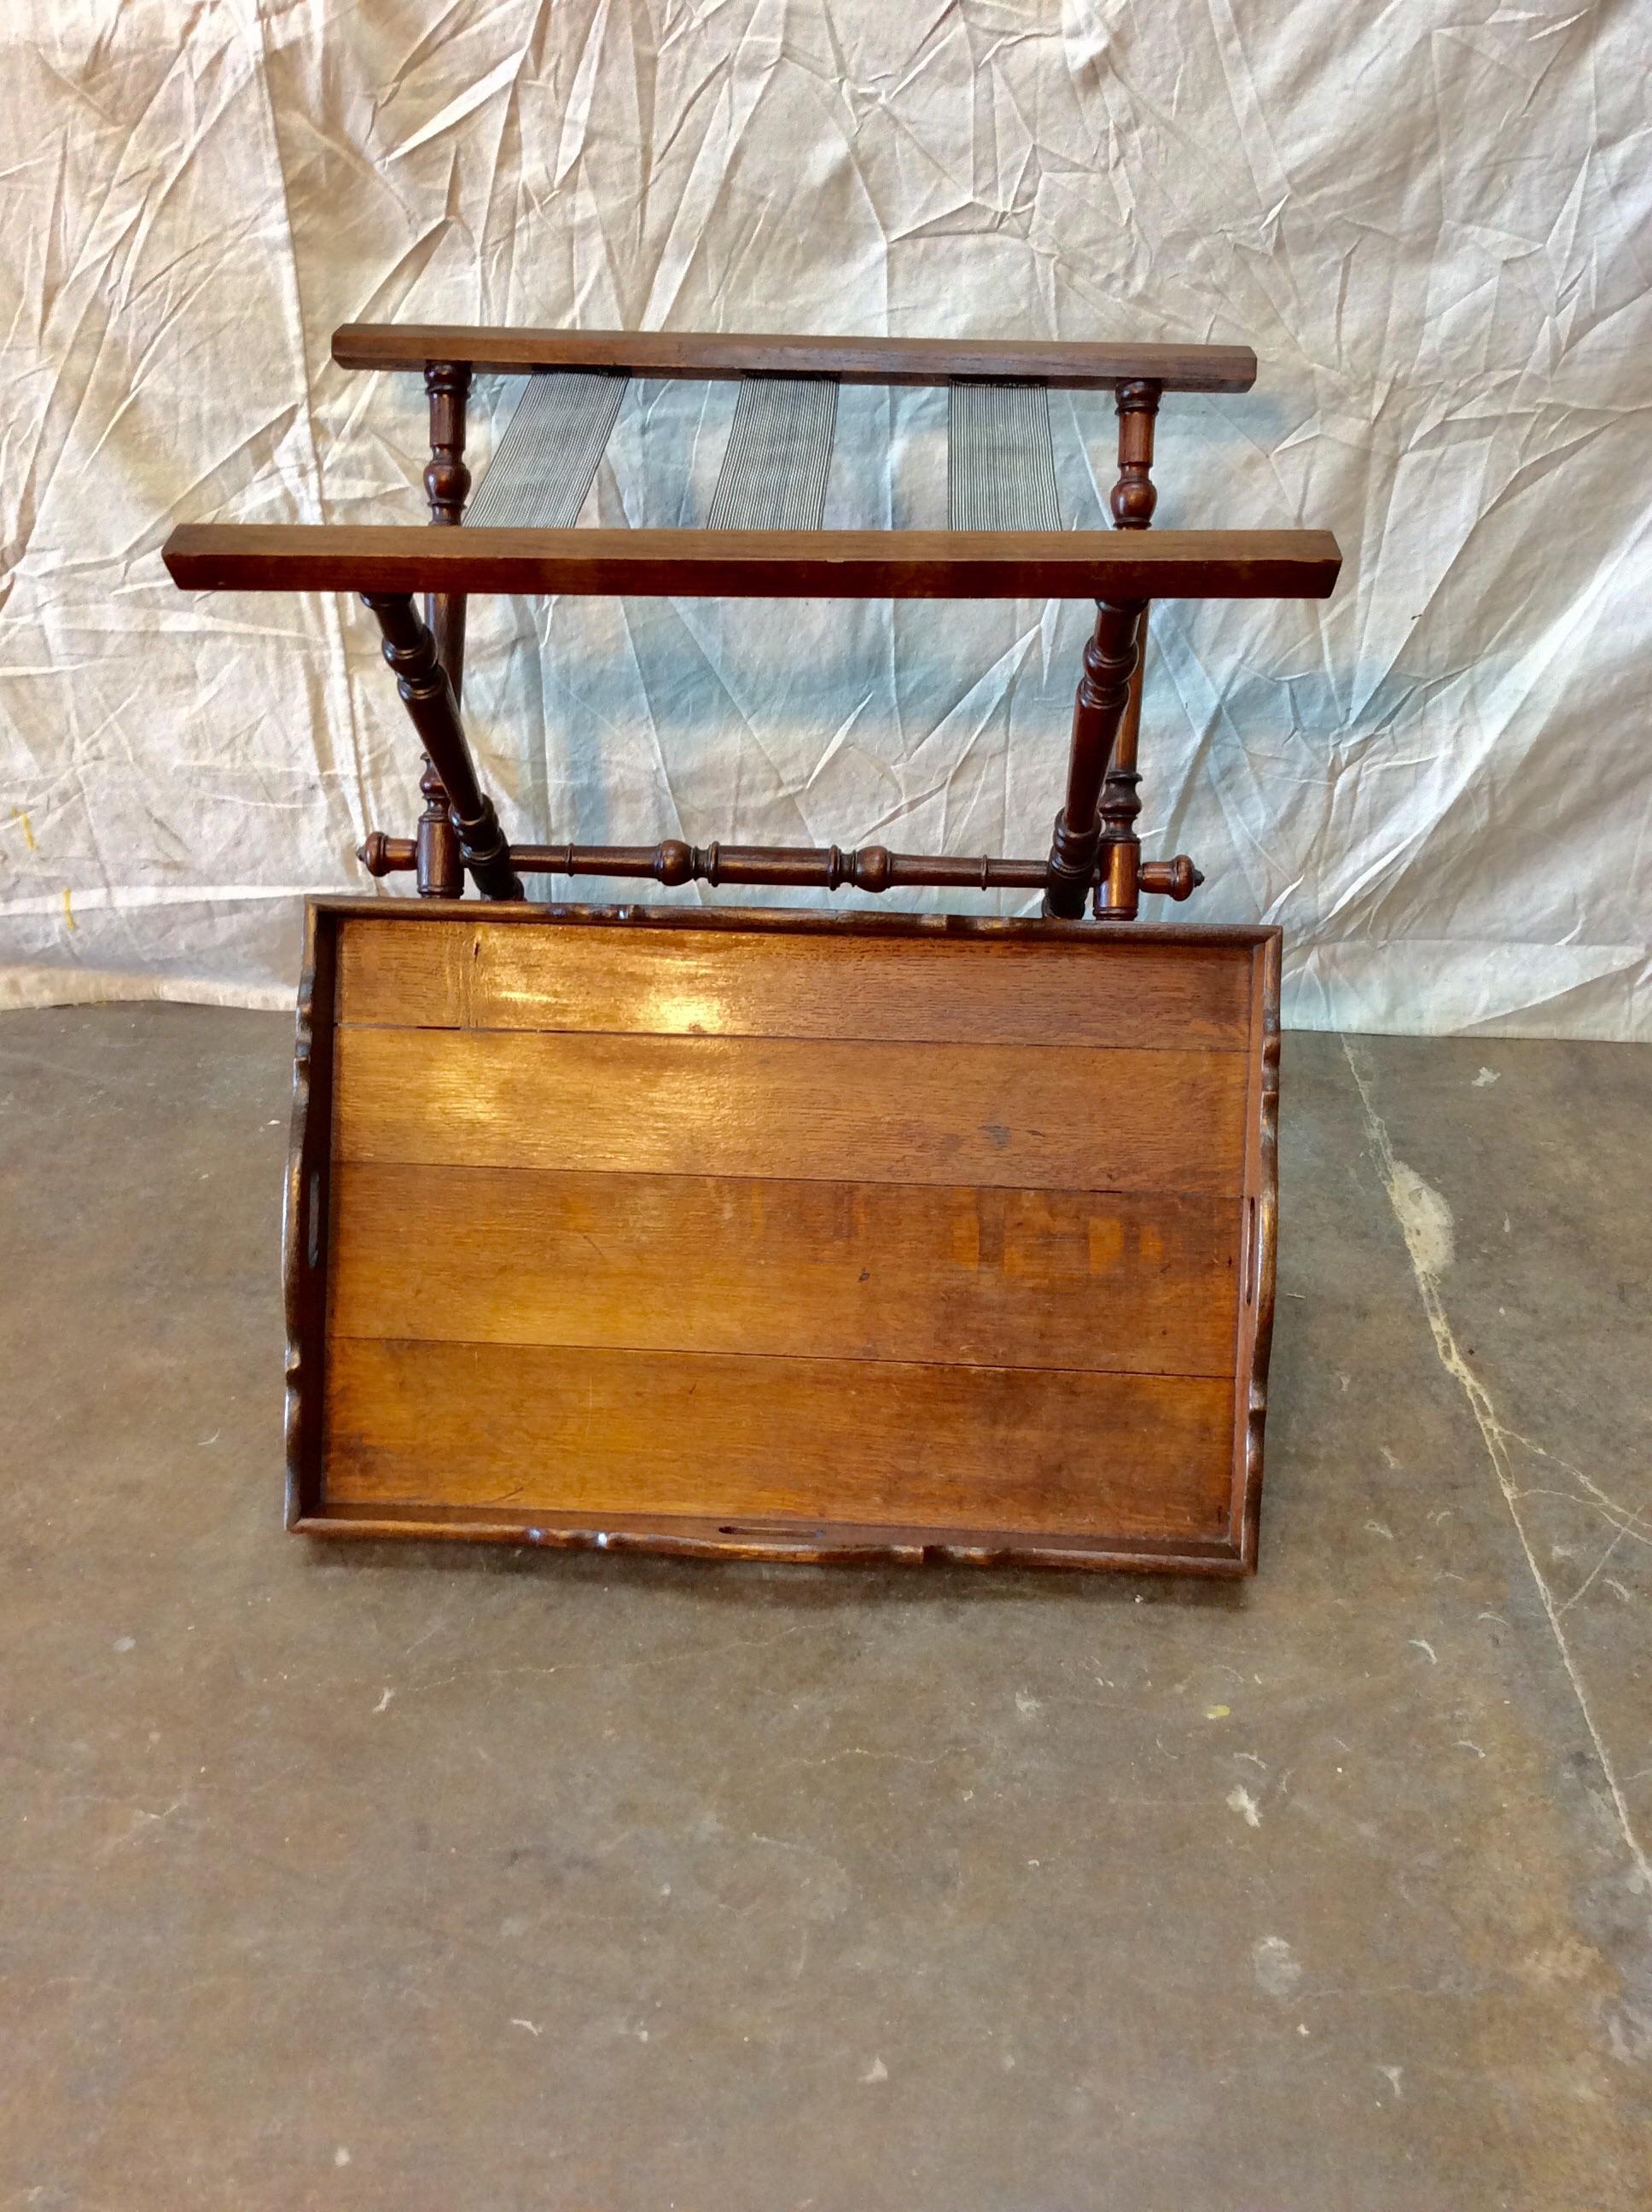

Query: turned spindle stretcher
162 323 1340 1573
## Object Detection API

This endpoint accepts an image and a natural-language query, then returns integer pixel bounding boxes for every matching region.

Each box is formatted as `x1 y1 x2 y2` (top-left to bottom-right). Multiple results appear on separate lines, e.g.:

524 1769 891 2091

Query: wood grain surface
162 522 1341 602
324 1336 1235 1540
331 323 1259 392
332 1027 1250 1195
291 903 1277 1569
335 914 1256 1049
328 1161 1242 1377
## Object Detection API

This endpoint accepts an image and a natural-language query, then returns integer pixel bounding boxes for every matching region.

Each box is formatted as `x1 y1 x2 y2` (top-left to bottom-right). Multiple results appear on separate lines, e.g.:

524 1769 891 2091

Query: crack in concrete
1342 1037 1650 1889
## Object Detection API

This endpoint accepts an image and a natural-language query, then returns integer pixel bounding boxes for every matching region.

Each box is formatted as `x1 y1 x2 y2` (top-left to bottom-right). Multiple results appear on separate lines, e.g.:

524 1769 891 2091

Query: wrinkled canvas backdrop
3 1 1648 1033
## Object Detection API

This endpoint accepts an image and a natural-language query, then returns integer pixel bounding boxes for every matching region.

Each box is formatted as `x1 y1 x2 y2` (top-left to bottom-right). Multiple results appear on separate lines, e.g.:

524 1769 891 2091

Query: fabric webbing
706 375 838 531
465 371 629 528
947 381 1062 532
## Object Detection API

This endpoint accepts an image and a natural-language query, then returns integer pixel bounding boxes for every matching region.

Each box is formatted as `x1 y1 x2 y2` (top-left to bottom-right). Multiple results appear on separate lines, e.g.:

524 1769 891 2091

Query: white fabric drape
3 1 1647 1033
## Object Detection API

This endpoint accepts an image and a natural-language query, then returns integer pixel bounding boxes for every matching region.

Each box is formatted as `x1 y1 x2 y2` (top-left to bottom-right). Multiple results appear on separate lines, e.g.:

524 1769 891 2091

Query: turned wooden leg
1096 612 1146 918
1096 380 1160 919
423 360 472 699
1044 598 1144 920
411 361 474 896
361 592 523 901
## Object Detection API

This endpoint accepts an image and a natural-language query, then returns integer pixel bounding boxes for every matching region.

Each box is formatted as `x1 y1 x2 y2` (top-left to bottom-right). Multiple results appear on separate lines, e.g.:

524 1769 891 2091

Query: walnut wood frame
287 899 1279 1575
355 831 1201 901
163 322 1341 914
164 522 1338 601
183 324 1312 1576
333 323 1259 391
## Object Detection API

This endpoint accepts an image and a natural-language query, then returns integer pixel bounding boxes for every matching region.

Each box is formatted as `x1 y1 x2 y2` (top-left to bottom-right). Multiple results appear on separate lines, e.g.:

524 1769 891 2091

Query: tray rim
286 897 1280 1574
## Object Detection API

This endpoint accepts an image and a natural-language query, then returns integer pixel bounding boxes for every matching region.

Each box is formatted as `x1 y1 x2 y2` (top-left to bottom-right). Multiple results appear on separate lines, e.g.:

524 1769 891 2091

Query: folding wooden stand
164 323 1341 1573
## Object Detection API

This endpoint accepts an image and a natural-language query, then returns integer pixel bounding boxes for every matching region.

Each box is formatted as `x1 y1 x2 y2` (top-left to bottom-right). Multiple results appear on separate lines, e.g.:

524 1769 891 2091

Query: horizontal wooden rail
164 524 1340 601
357 833 1202 900
332 323 1259 393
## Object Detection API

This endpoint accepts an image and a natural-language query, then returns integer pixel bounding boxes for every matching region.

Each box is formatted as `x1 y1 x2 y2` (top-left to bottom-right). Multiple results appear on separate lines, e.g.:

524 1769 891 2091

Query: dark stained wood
422 362 472 528
163 523 1341 602
1110 379 1160 529
323 1337 1236 1541
332 323 1259 393
319 894 1277 952
1100 381 1162 918
219 323 1313 1578
413 758 462 900
329 1163 1242 1379
1233 928 1283 1568
358 835 1211 899
285 900 1282 1572
422 359 470 696
1098 627 1149 919
334 911 1258 1050
292 1499 1243 1575
416 360 471 878
358 593 522 900
282 905 337 1528
167 325 1340 987
1139 855 1201 901
1044 598 1143 918
332 1027 1251 1196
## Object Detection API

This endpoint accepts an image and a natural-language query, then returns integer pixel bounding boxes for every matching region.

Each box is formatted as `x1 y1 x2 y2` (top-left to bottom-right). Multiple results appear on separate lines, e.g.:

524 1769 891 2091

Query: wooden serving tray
287 901 1278 1574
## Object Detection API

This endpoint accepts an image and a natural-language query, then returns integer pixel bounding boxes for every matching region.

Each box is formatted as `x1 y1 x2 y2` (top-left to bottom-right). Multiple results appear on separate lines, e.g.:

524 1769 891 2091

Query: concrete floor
0 1005 1648 2211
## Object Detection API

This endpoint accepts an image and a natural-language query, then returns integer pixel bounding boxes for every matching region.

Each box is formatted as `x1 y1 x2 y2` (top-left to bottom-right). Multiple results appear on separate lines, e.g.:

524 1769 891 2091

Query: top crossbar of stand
346 323 1256 542
333 323 1258 391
